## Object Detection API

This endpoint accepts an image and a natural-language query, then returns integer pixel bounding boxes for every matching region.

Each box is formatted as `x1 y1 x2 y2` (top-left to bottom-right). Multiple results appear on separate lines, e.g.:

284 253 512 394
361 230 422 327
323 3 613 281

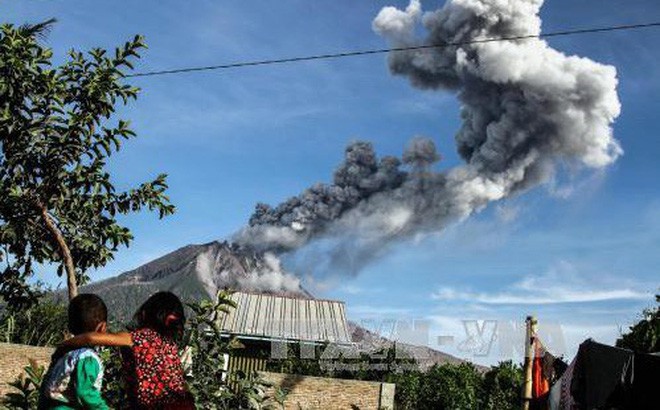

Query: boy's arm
75 356 109 410
62 332 133 348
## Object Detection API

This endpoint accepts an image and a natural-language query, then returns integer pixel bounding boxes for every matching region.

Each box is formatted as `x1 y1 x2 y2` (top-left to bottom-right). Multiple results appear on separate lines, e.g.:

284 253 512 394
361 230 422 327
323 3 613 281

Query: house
216 291 353 377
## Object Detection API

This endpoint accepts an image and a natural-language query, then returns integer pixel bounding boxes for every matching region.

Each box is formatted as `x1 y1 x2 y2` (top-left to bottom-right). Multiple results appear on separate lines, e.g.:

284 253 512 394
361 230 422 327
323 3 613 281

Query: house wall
0 343 54 396
227 350 267 389
260 371 395 410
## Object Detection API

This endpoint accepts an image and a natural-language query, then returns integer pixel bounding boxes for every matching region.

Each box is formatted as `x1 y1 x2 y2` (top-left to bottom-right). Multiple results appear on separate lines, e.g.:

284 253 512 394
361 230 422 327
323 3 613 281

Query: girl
62 291 195 410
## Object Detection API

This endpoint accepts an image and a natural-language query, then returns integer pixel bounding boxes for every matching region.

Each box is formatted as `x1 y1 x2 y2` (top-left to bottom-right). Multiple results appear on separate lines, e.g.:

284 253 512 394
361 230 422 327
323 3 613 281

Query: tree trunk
40 205 78 300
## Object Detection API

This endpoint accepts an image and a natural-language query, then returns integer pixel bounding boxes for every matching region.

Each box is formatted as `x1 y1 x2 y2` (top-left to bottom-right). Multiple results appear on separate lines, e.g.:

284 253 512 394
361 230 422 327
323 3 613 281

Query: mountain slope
82 241 310 321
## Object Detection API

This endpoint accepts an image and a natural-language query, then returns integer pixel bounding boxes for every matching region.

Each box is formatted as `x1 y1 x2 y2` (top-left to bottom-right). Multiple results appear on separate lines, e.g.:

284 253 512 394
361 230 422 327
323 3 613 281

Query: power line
126 21 660 78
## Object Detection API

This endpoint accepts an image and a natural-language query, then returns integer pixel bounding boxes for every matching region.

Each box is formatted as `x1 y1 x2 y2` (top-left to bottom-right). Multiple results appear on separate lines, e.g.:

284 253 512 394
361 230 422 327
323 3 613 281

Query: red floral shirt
121 328 194 409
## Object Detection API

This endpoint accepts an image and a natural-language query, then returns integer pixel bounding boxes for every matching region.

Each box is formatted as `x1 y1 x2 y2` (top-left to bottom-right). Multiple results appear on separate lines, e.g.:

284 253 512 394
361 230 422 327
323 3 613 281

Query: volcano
81 241 469 369
81 241 311 321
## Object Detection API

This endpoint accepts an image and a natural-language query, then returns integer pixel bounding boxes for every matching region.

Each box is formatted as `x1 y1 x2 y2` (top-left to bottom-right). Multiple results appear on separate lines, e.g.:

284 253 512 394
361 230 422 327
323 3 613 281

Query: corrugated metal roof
217 292 352 344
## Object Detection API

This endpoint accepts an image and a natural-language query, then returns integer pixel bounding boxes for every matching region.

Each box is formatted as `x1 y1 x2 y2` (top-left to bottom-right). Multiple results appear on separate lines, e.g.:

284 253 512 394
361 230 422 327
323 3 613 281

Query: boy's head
68 294 108 335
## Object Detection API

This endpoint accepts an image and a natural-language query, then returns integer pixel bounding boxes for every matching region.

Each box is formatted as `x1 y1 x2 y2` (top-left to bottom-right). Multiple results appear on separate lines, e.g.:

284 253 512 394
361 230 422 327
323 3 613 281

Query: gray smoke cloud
235 0 622 276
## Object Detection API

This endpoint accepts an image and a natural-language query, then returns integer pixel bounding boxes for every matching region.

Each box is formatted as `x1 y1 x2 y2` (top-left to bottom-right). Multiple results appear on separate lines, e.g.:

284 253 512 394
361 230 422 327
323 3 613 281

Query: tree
417 363 483 410
482 361 523 410
386 370 422 410
616 294 659 353
0 19 175 304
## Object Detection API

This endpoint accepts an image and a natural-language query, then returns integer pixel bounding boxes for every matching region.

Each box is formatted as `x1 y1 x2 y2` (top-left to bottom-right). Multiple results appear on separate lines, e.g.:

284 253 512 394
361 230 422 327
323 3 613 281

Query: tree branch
38 204 78 299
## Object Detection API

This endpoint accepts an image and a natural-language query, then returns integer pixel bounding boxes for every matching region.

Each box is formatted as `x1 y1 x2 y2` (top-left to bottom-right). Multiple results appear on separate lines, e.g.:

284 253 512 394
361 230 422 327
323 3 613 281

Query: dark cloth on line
543 351 568 385
629 352 660 409
570 339 633 409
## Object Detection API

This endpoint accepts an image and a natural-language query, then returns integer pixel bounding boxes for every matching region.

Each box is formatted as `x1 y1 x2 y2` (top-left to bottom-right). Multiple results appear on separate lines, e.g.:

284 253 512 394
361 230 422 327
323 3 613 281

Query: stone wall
260 371 395 410
0 343 54 396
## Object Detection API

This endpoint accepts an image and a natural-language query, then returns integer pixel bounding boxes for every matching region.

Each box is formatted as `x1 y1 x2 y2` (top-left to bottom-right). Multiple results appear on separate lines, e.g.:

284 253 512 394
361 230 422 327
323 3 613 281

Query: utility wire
127 21 660 78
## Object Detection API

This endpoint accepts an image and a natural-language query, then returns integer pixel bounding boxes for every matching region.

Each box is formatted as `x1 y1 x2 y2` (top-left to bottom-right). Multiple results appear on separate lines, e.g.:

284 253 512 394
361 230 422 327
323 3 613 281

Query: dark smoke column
237 141 408 252
373 0 621 205
236 0 622 278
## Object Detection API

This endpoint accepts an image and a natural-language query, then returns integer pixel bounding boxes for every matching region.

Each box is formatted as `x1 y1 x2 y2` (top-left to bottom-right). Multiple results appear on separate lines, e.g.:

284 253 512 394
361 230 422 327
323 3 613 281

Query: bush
386 370 422 410
0 297 67 346
182 290 238 408
183 290 278 409
417 363 483 410
482 361 523 410
99 348 128 407
616 294 659 353
385 361 523 410
2 359 45 410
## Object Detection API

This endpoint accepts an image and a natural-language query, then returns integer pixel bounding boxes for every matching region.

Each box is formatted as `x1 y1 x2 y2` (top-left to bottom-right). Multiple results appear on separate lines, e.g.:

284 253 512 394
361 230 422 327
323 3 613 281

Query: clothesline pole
522 315 536 410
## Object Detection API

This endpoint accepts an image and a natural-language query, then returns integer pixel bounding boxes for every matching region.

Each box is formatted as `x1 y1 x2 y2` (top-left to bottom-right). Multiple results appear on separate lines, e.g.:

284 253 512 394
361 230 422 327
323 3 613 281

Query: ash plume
194 242 304 295
235 0 621 276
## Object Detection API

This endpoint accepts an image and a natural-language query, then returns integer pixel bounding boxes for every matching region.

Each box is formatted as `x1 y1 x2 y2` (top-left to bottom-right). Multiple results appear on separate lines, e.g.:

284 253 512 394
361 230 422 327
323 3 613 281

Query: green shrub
0 297 67 346
2 359 45 410
386 369 422 410
99 348 128 407
183 290 277 409
417 363 483 410
616 294 659 353
482 361 523 410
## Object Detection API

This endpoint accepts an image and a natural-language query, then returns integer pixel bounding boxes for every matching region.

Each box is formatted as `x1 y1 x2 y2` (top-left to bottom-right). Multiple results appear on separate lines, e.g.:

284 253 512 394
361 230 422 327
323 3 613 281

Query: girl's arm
61 332 133 348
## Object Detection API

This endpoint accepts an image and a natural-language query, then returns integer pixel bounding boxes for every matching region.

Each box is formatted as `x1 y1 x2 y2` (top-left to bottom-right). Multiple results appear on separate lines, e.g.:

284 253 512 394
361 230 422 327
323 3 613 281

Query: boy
38 294 110 410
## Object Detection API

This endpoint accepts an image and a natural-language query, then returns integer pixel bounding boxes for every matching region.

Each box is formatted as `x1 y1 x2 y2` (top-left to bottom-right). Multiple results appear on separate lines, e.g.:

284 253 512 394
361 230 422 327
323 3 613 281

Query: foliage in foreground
0 296 67 346
481 361 524 410
0 19 174 304
385 362 521 410
616 294 660 353
183 290 238 408
182 290 283 409
2 359 44 410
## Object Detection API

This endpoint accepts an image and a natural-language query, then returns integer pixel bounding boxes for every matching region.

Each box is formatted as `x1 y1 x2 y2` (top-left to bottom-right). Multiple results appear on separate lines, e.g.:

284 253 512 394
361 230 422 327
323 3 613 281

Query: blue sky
4 0 660 364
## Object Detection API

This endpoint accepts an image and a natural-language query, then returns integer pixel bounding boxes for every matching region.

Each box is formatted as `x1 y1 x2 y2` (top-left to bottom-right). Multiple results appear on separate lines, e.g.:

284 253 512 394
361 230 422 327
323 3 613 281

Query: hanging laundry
548 356 578 410
570 339 633 409
629 352 660 408
549 339 660 409
543 350 568 384
533 338 551 399
530 336 566 409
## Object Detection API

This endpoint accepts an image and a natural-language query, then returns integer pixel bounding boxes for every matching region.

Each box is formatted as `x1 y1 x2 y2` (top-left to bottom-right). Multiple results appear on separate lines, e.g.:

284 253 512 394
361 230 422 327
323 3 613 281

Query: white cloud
431 261 650 305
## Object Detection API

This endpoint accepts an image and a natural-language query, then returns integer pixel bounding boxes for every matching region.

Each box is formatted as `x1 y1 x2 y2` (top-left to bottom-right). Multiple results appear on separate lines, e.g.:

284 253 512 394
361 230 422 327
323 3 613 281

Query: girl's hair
132 291 186 338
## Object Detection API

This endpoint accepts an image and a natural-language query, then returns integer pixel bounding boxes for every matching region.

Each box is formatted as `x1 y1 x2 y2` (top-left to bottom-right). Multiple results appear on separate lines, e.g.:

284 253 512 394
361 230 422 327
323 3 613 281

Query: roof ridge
231 289 346 305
